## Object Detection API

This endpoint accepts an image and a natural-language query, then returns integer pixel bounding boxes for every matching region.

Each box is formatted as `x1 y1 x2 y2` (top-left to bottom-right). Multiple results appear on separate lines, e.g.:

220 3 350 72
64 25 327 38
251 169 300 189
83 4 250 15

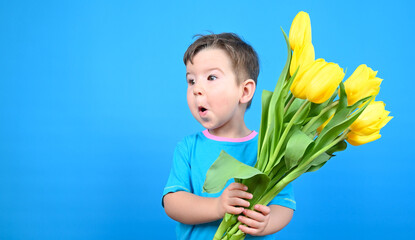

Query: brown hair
183 33 259 108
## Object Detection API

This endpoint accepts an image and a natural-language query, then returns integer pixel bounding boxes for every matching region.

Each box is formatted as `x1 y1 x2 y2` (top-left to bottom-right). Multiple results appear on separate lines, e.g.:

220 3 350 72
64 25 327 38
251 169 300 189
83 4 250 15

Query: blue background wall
1 0 414 239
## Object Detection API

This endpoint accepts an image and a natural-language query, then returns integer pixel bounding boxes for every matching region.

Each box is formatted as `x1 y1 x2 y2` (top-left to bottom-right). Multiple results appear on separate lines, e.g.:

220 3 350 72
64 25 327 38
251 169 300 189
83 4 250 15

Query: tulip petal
290 42 315 76
349 101 392 136
291 59 325 99
346 131 381 146
307 62 345 104
344 64 382 106
289 11 312 50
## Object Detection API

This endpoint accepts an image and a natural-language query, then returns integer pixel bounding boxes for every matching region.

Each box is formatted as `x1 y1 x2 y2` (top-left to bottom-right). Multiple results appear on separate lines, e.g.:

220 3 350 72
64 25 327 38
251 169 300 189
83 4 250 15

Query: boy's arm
163 191 221 225
237 204 294 236
263 205 293 235
163 183 253 225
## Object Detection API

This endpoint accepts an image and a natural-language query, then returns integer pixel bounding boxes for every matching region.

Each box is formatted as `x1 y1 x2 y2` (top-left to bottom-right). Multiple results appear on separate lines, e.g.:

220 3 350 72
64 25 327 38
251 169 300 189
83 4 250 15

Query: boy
163 33 296 239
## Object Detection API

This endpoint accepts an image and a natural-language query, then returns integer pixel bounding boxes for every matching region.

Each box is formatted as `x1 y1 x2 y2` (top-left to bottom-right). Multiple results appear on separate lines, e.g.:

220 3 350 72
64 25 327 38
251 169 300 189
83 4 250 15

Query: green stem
234 229 246 239
214 217 235 240
225 222 242 238
302 101 339 133
264 100 310 173
268 163 286 183
284 95 295 112
257 177 291 205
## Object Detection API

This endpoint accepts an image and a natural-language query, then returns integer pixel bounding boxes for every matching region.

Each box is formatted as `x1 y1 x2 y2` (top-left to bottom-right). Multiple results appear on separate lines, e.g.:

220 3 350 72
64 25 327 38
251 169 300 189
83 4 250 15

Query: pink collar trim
202 129 257 142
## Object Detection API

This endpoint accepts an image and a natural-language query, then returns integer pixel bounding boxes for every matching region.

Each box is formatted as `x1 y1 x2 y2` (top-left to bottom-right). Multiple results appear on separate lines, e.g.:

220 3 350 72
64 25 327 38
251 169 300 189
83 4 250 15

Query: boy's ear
240 79 256 104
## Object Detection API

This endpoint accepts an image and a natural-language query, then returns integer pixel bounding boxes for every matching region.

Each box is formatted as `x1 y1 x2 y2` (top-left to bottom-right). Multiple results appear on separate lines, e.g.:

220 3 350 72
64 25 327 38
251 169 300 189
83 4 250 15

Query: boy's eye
207 75 217 81
187 79 195 85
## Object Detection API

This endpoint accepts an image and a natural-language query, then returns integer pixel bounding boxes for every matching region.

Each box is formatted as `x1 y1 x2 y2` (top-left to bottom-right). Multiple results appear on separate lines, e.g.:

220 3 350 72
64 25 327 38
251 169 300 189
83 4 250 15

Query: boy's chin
198 122 212 130
197 119 216 130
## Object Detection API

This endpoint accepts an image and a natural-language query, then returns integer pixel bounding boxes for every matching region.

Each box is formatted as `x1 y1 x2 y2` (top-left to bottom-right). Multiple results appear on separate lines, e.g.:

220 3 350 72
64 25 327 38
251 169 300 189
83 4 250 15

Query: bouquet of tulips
203 11 392 240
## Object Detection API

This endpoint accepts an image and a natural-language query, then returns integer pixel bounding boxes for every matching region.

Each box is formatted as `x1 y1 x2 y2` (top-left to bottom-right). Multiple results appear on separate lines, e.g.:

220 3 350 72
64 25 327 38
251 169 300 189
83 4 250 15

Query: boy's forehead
186 48 233 72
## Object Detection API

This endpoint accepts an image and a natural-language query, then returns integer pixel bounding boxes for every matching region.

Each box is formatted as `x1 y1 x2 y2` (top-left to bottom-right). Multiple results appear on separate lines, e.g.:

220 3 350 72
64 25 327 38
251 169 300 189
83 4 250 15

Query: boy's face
186 48 245 132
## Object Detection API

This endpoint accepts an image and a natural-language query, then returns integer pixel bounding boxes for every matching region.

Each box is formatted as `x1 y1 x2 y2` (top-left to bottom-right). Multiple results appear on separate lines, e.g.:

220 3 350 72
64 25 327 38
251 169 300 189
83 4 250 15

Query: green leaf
258 90 273 151
257 90 273 170
305 140 347 173
258 28 294 173
318 83 348 137
285 128 314 170
257 130 272 171
267 163 287 186
268 29 292 151
327 140 347 155
313 83 373 152
338 82 348 110
293 101 311 125
305 152 331 172
203 150 270 206
272 71 297 145
312 152 331 166
304 106 337 134
306 161 327 172
284 92 293 106
264 123 298 175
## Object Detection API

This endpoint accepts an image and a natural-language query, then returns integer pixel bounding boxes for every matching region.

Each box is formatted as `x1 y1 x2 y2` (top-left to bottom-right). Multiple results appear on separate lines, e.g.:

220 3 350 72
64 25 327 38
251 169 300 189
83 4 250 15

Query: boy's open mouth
198 106 207 113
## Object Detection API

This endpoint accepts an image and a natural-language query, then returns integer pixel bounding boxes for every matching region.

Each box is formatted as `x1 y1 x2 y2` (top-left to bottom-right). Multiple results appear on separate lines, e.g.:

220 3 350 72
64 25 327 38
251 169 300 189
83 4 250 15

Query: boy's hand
216 183 253 217
237 204 271 236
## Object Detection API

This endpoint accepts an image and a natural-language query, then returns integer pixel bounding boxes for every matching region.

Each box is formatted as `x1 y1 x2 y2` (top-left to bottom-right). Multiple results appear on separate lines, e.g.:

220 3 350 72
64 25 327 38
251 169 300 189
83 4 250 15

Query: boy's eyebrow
186 68 225 77
205 67 225 75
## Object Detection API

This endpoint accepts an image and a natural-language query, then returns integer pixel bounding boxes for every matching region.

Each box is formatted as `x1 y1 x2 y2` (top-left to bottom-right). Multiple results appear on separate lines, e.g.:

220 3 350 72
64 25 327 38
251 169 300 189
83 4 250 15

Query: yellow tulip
349 101 392 135
344 64 382 106
306 62 345 104
290 59 326 99
290 41 315 76
347 101 392 146
289 11 312 50
346 131 381 146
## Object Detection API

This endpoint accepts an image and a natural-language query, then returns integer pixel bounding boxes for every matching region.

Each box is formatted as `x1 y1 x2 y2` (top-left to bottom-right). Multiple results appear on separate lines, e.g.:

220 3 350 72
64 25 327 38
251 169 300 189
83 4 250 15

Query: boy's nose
193 84 204 96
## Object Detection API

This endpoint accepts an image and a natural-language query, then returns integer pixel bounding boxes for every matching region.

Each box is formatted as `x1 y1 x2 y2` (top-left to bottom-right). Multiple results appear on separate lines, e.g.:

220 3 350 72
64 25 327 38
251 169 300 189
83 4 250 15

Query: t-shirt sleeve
268 183 296 211
162 140 193 206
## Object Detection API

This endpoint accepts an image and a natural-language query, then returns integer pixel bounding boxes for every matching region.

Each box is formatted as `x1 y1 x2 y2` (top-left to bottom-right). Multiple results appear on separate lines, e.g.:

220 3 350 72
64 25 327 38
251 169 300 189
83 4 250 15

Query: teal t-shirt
163 130 296 240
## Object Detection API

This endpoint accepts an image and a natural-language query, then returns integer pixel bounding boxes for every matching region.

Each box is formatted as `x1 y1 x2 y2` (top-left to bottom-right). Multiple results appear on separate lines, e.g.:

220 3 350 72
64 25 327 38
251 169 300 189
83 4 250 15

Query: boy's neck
208 123 252 139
